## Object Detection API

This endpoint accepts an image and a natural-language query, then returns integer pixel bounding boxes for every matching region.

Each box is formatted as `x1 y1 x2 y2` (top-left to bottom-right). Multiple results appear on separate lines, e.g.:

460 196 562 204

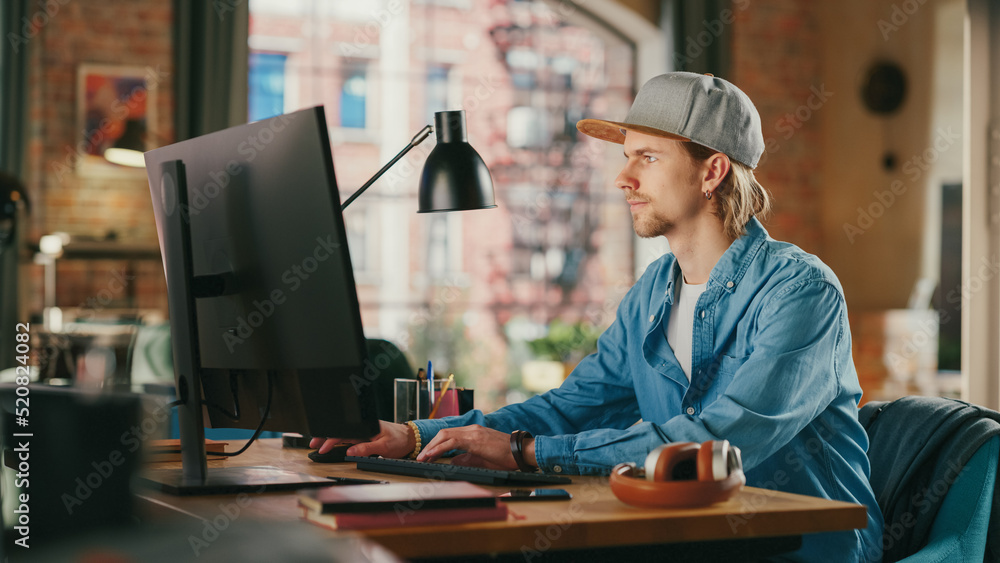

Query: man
313 72 884 561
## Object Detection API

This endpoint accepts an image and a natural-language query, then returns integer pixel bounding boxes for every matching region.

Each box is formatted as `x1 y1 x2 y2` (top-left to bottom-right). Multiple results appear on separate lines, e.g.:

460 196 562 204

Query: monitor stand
140 159 332 496
140 466 333 496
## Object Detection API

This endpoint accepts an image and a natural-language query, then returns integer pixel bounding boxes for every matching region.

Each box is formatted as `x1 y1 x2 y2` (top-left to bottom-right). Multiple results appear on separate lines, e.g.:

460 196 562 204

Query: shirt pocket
717 354 749 377
699 354 749 404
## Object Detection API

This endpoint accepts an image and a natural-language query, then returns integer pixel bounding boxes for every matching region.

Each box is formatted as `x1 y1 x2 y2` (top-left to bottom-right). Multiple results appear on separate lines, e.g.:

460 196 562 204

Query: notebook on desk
298 480 511 530
298 481 496 514
346 456 572 486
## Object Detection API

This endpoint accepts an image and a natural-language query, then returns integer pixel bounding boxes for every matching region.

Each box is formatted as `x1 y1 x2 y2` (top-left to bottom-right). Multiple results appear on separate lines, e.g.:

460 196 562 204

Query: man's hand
309 420 415 459
417 424 537 471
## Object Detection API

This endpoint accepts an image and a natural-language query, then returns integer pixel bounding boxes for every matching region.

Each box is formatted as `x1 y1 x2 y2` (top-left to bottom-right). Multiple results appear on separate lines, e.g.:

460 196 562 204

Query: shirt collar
708 217 769 294
663 217 768 300
664 260 681 305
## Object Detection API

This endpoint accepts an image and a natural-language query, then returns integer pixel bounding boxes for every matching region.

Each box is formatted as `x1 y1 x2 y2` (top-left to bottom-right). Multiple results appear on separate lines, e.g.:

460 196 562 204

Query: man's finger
418 437 456 461
317 438 344 454
346 442 367 457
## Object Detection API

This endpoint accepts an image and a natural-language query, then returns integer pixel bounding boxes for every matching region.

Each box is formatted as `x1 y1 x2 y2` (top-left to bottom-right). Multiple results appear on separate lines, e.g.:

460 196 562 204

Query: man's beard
632 211 672 238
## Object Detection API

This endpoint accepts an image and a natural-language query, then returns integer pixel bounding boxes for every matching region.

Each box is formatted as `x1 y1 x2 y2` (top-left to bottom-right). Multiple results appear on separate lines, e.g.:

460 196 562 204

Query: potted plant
522 320 600 392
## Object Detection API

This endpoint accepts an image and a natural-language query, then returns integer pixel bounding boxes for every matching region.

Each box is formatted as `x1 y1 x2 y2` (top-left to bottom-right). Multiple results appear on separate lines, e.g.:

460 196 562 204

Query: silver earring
705 191 712 200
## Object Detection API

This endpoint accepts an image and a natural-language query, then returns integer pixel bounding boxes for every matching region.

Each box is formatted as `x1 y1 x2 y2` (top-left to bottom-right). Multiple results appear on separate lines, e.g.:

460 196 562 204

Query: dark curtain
667 0 732 78
0 0 31 370
173 0 250 141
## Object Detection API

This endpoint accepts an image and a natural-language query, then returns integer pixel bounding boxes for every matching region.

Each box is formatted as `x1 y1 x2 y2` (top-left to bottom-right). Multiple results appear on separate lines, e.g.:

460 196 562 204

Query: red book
297 481 497 514
301 502 509 530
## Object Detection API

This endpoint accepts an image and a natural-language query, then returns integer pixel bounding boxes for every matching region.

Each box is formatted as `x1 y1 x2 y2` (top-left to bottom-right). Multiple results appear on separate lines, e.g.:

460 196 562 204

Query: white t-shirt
666 278 708 381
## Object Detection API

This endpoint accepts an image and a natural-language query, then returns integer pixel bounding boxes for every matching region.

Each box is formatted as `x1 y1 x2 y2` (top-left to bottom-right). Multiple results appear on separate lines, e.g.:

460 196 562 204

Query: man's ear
703 153 731 191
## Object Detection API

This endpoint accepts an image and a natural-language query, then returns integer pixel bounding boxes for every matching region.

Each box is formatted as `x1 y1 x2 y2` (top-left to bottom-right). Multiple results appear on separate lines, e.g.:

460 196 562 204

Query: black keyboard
345 456 572 486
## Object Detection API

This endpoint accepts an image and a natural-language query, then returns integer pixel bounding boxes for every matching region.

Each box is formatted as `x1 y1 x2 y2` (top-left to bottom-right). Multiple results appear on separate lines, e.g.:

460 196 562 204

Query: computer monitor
142 106 380 495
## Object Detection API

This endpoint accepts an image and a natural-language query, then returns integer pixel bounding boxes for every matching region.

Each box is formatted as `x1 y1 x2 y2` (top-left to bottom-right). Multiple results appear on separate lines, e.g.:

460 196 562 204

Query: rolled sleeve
534 422 676 474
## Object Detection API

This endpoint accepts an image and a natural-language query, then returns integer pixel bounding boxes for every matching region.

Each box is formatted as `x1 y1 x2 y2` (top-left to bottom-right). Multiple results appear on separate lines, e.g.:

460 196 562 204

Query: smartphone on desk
498 488 572 501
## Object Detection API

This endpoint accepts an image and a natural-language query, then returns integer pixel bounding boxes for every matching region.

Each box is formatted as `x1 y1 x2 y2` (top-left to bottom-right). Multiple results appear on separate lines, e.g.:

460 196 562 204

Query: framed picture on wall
75 64 158 177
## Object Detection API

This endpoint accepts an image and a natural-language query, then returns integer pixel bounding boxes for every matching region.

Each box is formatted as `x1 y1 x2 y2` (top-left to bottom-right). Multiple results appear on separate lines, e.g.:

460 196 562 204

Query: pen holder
393 378 473 423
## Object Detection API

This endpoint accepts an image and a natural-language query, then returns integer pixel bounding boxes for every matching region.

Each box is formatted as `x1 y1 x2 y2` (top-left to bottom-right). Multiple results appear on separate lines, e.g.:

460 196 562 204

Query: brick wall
730 0 825 255
23 0 173 316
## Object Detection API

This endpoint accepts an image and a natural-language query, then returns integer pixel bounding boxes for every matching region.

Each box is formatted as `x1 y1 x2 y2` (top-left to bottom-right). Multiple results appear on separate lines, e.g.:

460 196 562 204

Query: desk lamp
341 110 496 212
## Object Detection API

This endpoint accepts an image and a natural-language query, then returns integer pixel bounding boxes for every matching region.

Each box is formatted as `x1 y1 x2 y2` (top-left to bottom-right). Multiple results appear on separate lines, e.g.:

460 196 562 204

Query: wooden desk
139 439 867 561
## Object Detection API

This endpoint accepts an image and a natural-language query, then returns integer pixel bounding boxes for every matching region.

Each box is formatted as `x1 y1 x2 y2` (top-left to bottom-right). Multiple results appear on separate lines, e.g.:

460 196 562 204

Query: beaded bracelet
406 421 422 459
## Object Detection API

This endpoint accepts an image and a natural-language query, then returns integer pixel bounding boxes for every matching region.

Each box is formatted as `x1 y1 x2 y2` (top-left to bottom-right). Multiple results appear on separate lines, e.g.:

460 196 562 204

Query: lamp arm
341 125 434 210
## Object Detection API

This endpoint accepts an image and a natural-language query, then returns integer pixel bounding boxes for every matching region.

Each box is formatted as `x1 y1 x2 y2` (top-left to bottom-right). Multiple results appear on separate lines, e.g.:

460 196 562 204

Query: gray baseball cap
577 72 765 168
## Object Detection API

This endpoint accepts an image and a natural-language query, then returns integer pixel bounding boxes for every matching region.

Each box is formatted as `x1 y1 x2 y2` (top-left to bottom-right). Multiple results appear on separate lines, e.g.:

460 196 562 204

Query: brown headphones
609 440 745 508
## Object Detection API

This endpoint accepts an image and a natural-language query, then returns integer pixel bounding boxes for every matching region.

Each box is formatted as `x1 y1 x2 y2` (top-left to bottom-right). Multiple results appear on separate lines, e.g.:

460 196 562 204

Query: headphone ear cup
646 442 698 482
697 440 733 481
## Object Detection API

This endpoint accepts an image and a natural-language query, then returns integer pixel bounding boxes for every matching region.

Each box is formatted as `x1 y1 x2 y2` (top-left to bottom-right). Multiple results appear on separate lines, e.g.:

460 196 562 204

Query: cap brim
577 118 689 145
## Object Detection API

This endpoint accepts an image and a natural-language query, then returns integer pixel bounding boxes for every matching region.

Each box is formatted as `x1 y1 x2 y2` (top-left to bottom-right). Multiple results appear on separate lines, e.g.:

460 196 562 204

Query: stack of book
146 438 228 462
298 481 509 530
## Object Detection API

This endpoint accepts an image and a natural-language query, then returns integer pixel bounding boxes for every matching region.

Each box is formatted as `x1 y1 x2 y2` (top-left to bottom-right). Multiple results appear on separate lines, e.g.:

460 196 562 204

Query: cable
158 371 274 458
215 370 274 457
202 399 239 420
200 371 242 420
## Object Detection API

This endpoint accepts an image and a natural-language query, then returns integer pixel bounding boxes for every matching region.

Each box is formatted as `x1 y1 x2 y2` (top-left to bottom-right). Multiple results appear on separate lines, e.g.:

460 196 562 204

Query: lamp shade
418 110 496 213
103 119 147 168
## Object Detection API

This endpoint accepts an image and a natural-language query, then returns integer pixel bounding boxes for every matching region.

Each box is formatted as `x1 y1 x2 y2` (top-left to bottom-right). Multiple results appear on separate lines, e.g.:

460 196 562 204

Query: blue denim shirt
414 218 884 561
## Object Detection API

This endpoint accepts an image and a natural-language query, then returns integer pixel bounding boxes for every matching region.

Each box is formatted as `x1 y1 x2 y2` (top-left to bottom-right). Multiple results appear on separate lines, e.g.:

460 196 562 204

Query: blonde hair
682 142 771 240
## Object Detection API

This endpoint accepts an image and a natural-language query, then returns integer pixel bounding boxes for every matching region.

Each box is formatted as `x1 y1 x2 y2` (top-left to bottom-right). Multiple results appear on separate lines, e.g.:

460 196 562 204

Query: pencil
428 374 454 419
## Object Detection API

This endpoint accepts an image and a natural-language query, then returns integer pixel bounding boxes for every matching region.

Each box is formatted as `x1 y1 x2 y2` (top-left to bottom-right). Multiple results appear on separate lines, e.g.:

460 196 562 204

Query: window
248 0 639 409
340 64 368 129
425 65 451 122
344 204 374 275
426 214 450 278
248 52 287 121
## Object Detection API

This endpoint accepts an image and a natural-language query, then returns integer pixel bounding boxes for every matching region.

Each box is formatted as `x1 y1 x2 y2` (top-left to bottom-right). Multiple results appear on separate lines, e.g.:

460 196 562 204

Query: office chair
859 396 1000 562
895 435 998 562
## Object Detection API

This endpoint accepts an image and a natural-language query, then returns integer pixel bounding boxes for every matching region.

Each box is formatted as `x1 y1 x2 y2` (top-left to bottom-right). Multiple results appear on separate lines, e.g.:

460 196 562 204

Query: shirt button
726 281 734 288
553 465 563 473
686 407 695 415
649 314 655 323
699 310 706 319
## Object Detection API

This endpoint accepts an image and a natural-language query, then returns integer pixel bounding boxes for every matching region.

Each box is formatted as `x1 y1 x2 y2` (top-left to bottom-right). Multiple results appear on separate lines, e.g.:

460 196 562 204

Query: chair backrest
365 338 415 421
894 436 997 562
859 396 1000 561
